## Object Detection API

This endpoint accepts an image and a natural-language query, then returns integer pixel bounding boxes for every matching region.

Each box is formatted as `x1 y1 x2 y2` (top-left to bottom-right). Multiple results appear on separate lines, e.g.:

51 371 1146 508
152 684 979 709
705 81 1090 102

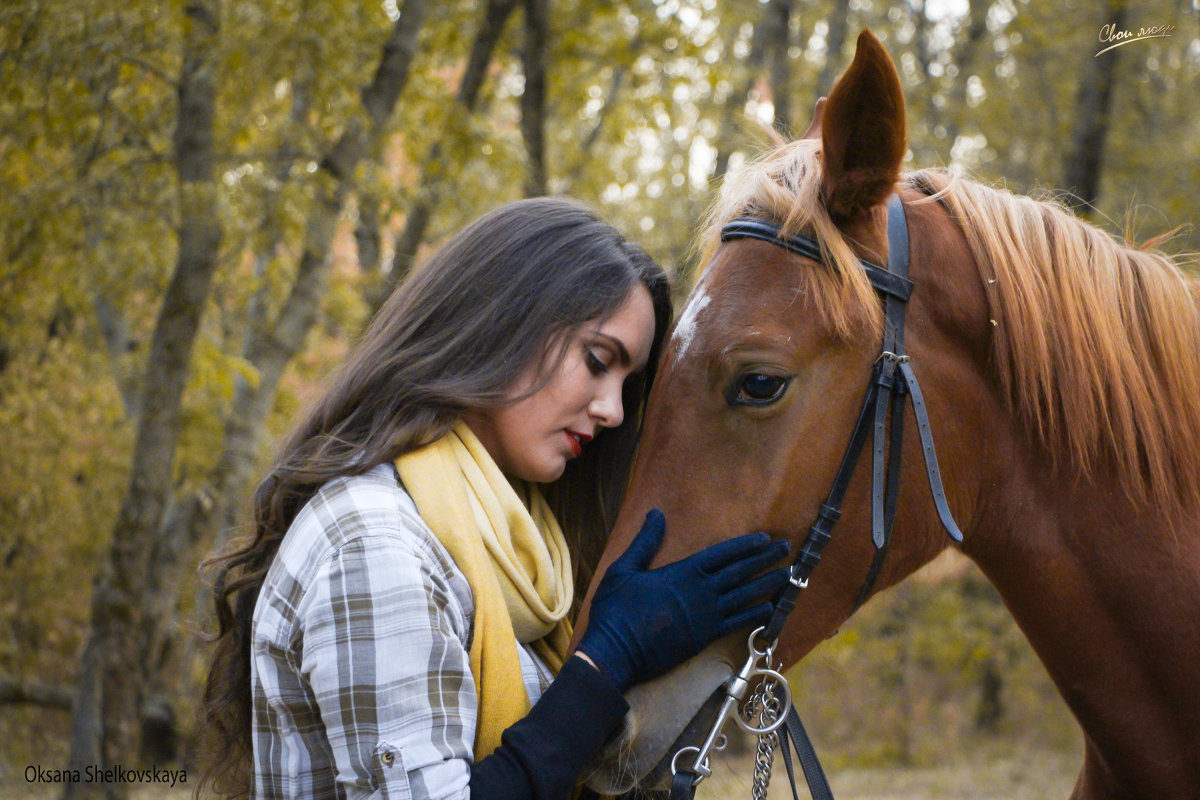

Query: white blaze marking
671 286 711 359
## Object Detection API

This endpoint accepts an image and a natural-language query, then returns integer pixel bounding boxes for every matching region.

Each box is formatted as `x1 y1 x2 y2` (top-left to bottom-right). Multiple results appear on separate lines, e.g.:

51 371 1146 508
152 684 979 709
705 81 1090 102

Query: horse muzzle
582 654 735 793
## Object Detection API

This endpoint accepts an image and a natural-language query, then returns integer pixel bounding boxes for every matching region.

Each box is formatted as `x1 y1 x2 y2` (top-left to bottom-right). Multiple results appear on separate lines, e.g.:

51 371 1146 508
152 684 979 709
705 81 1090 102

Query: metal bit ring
670 746 707 782
735 669 792 735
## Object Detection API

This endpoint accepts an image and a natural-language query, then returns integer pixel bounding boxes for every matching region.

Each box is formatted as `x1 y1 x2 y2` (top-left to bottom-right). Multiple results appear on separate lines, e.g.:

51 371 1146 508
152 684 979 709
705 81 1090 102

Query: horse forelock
908 168 1200 520
697 137 884 344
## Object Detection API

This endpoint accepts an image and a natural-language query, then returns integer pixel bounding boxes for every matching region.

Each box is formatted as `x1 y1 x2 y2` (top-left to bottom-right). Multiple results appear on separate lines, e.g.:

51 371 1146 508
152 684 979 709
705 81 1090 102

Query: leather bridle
722 193 963 629
668 194 964 800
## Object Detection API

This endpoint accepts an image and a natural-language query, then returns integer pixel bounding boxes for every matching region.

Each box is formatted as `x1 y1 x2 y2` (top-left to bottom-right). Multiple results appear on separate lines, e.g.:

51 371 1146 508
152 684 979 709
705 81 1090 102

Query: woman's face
468 284 657 483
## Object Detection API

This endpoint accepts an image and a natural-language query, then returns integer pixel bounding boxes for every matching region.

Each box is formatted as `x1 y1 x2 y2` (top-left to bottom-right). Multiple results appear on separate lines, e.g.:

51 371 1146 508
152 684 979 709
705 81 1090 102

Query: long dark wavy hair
195 197 672 797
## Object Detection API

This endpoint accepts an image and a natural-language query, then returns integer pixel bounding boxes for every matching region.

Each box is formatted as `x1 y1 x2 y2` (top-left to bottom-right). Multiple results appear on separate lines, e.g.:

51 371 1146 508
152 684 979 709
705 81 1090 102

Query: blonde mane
909 168 1200 517
700 139 1200 518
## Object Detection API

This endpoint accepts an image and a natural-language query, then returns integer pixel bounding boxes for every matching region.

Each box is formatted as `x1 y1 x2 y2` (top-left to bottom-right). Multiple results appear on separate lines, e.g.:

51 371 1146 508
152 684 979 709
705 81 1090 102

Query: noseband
669 194 963 800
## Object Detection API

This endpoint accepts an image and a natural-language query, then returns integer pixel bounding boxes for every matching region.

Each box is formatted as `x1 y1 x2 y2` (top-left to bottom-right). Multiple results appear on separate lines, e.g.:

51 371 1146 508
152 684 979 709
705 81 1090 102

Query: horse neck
968 460 1200 788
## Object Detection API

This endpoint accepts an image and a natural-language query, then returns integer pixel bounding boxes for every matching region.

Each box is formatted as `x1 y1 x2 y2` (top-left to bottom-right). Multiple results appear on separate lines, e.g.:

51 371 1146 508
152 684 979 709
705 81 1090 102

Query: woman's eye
735 373 789 405
585 349 608 375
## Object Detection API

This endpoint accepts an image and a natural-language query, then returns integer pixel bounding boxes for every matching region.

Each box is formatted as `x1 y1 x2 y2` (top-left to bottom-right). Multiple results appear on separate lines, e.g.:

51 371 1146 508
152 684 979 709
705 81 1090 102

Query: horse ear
801 97 826 140
820 29 907 221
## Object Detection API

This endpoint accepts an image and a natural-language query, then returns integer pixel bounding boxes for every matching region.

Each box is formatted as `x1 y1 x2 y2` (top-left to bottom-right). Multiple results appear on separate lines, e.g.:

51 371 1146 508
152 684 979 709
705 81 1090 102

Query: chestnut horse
572 30 1200 800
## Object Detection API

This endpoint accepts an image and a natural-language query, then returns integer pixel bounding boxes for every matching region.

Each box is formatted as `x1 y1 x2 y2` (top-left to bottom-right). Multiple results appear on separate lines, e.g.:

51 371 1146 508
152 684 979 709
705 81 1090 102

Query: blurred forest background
2 0 1197 796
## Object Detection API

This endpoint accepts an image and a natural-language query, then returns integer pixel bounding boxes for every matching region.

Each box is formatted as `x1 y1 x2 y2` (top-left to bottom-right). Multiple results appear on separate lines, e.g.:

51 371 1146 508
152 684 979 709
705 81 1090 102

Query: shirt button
380 752 395 767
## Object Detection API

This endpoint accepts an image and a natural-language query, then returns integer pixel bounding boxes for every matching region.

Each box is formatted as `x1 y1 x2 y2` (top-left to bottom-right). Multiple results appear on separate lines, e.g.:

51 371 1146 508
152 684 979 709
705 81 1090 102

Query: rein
668 194 964 800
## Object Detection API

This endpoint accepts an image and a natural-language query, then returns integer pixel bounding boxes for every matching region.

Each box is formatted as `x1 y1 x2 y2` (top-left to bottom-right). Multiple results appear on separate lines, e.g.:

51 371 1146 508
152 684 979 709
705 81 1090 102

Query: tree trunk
520 0 549 198
149 0 433 675
974 658 1004 732
63 3 221 797
1063 0 1126 214
355 197 383 274
373 0 520 311
941 0 988 148
815 0 851 100
766 0 792 134
713 3 775 181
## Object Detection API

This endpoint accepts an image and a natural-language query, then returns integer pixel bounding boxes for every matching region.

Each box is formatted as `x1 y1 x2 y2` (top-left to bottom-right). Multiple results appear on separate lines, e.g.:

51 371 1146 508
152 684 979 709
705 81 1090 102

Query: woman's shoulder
304 463 421 534
275 463 459 584
255 463 475 646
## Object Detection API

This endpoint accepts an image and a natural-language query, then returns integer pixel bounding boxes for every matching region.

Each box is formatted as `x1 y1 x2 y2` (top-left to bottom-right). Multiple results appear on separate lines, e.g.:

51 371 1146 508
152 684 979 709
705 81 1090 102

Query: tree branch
558 36 639 195
376 0 521 310
120 55 177 88
0 676 74 710
91 294 139 419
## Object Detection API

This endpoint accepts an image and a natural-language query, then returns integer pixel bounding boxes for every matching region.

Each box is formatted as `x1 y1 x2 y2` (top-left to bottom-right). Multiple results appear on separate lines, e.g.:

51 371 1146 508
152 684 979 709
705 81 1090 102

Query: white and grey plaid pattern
251 463 554 799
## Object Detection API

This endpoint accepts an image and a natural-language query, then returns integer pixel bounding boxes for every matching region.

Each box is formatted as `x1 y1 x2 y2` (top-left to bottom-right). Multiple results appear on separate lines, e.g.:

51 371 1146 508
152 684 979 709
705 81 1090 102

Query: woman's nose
588 382 624 429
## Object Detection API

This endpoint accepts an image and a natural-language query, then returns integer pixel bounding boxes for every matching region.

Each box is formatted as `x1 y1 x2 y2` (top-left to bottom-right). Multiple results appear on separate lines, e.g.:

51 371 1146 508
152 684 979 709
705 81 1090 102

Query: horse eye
735 373 789 405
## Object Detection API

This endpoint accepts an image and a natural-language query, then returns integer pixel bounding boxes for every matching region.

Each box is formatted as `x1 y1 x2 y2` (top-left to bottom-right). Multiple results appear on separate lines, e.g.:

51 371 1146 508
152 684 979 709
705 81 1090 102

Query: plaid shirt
251 464 555 800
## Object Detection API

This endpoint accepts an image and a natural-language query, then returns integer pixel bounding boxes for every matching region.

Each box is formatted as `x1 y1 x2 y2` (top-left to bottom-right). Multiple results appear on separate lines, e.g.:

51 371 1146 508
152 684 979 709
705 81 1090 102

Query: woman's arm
291 530 477 800
291 528 626 800
468 655 627 800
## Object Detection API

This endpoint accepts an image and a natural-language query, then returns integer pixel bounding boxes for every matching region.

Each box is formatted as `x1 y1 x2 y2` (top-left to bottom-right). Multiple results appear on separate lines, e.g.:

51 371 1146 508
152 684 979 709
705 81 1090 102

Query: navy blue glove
578 510 790 691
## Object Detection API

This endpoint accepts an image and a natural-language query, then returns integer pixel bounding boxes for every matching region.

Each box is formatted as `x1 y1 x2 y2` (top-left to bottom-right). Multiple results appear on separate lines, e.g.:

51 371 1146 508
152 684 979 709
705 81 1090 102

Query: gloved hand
578 509 790 691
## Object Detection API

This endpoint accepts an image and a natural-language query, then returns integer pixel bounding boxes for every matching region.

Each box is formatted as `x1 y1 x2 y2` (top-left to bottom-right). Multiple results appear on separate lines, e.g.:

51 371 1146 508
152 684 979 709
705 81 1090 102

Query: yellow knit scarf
394 421 573 760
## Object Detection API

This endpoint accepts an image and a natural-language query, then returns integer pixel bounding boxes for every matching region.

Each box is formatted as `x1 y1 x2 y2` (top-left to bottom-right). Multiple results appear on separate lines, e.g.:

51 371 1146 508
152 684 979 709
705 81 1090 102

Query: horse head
570 29 992 791
572 28 1200 797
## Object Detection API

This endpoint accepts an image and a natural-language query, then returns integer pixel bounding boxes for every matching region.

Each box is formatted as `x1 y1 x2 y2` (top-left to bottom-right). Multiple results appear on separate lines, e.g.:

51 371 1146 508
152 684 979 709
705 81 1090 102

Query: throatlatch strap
899 360 964 542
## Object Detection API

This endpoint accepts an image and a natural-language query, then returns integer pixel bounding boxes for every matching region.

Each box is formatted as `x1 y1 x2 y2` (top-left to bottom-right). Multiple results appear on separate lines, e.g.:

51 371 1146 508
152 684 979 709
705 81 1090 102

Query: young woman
199 197 789 800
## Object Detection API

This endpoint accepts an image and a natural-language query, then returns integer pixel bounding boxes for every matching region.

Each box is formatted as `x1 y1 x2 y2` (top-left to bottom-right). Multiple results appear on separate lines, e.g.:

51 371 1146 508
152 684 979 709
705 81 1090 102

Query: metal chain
744 666 783 800
751 730 778 800
670 628 794 797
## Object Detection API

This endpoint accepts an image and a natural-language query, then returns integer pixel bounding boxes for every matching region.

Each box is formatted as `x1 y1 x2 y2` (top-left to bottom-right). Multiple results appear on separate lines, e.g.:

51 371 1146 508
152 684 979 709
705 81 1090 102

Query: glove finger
717 601 776 639
690 531 773 573
611 509 666 572
710 539 790 590
718 567 791 613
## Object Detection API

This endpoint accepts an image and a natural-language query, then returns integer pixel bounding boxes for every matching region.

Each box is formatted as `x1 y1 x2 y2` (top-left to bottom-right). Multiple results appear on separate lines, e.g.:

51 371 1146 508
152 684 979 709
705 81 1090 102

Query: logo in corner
1096 22 1176 57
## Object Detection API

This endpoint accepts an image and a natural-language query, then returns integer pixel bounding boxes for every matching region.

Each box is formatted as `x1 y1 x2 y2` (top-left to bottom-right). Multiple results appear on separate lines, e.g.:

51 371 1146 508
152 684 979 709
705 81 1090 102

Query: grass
696 740 1080 800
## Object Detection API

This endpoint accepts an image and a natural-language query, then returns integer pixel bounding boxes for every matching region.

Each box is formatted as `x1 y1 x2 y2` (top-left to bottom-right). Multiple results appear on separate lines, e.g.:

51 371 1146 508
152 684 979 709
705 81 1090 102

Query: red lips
565 429 593 457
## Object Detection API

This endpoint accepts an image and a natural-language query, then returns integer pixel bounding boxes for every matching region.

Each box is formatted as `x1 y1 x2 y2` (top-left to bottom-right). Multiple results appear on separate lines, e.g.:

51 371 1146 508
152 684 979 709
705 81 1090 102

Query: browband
720 217 915 303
